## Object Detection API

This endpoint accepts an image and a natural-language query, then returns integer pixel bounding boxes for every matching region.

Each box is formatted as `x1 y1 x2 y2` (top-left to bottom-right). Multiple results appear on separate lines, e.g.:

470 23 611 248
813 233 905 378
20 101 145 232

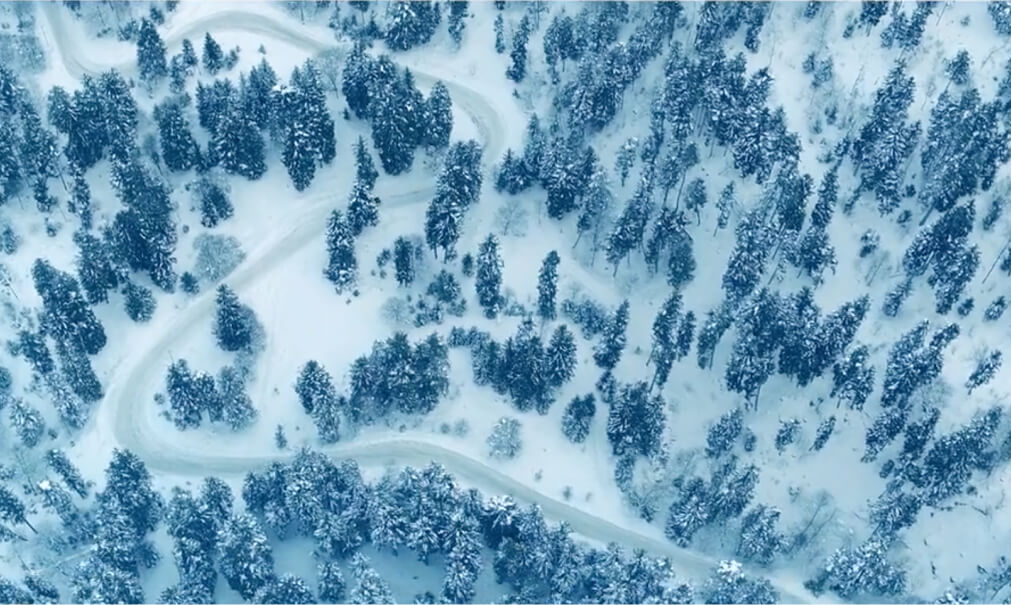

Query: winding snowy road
38 4 822 602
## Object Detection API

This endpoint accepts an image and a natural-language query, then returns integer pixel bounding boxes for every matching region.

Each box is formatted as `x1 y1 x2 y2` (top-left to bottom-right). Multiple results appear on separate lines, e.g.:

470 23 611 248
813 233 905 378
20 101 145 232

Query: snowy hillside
3 0 1011 603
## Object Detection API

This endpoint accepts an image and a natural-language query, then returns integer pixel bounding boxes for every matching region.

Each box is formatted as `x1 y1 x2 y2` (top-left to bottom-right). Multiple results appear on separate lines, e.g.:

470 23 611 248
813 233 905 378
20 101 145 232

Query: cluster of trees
900 201 979 315
342 45 453 175
348 332 449 424
165 360 257 431
648 292 695 391
863 320 959 461
72 450 164 603
468 319 576 413
13 259 107 428
664 457 759 548
723 288 869 408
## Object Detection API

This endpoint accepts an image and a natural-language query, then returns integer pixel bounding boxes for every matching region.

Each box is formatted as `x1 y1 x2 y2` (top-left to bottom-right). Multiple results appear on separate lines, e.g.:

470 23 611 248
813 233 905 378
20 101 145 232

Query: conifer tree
213 104 267 180
594 301 630 371
561 394 595 443
544 325 576 389
476 234 503 318
137 19 168 85
324 210 357 293
73 231 120 305
506 16 532 82
393 236 416 286
426 141 484 259
213 285 258 352
347 180 380 236
425 81 453 150
354 136 379 192
202 33 223 74
966 350 1002 394
219 514 276 600
153 101 201 173
123 282 156 323
537 251 560 321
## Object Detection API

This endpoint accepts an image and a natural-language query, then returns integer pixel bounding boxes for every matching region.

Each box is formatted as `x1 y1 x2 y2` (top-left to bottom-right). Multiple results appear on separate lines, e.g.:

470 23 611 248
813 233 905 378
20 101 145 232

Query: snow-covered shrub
487 417 522 460
561 296 610 339
193 234 245 283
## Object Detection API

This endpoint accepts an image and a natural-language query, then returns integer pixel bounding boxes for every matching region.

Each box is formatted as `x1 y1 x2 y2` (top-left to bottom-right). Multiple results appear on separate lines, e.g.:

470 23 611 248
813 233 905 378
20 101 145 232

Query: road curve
39 4 822 602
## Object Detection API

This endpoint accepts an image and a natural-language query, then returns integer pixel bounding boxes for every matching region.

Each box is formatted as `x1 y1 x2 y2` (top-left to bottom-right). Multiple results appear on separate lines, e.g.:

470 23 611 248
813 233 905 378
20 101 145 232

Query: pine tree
812 416 836 451
577 167 613 260
276 61 337 192
494 14 505 54
47 449 89 498
73 231 120 305
9 400 44 448
706 408 743 458
107 159 178 291
213 285 257 352
153 101 201 173
202 33 223 74
425 81 453 150
371 77 418 175
737 506 782 566
349 553 394 605
354 136 379 191
165 359 209 430
447 1 469 46
966 350 1002 394
476 234 503 318
70 168 93 229
137 19 168 85
254 574 315 604
295 360 341 443
506 16 532 82
213 103 267 180
606 381 664 459
198 180 234 228
324 210 357 293
318 562 346 604
211 366 252 430
715 182 736 234
544 325 576 389
219 514 275 600
594 301 630 370
561 394 595 443
537 251 560 321
606 180 654 275
123 282 156 323
426 140 484 259
393 236 415 286
347 180 380 236
702 560 777 604
384 0 441 51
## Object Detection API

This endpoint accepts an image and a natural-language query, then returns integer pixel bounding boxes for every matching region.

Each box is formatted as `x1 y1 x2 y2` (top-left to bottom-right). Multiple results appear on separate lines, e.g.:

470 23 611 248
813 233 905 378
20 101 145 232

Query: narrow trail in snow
38 4 823 601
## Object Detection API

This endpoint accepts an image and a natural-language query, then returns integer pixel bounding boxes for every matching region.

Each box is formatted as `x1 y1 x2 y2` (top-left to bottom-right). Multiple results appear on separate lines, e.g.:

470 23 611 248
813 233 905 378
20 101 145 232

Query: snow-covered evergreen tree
137 19 167 85
324 210 357 293
475 234 503 318
537 251 560 321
